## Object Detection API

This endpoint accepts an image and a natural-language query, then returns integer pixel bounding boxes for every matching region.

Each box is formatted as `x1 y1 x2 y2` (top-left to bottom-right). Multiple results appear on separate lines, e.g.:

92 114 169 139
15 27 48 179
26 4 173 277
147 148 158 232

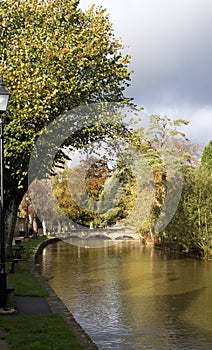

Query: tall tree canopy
0 0 132 249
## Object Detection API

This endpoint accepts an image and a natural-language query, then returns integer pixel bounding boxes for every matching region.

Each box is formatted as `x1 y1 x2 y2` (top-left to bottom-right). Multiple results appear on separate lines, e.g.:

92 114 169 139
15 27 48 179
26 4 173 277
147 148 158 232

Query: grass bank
1 313 83 350
0 236 84 350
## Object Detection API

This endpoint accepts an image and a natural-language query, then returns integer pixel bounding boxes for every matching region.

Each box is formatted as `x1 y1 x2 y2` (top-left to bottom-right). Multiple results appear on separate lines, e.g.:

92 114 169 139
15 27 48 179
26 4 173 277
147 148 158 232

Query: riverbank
0 236 99 350
153 240 212 260
31 237 99 350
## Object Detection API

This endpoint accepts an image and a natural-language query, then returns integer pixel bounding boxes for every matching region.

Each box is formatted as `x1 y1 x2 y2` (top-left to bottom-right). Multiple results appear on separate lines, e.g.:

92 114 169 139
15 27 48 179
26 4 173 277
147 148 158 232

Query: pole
26 195 29 237
0 113 7 308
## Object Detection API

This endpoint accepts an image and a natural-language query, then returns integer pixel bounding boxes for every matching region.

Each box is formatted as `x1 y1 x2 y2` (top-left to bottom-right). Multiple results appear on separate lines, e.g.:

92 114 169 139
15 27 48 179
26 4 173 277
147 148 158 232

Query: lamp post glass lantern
0 77 10 309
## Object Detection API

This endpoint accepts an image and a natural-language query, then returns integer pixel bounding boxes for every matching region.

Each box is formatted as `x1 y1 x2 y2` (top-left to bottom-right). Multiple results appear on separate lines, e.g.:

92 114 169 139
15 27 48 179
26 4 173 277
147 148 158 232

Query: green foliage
165 165 212 258
100 207 122 226
201 140 212 171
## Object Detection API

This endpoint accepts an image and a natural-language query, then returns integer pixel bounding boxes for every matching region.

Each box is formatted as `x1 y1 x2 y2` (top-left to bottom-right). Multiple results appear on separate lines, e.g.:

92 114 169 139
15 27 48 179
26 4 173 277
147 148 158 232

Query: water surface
40 240 212 349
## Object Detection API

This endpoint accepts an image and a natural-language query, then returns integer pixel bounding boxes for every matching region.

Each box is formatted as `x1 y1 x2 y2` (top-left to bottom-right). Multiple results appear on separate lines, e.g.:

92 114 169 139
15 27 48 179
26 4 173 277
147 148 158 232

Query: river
39 240 212 350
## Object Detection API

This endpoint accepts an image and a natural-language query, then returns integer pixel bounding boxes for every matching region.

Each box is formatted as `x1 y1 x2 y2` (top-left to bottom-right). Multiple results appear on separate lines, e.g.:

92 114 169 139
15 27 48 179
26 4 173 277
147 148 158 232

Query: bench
10 238 26 273
12 246 25 259
10 258 26 273
14 237 24 245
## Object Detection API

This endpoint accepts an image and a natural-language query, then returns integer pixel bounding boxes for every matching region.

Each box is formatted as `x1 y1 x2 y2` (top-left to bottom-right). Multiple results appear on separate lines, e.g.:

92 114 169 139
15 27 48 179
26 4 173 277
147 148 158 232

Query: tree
28 179 62 235
0 0 132 251
83 157 112 201
52 168 84 226
201 140 212 171
165 165 212 258
141 115 190 237
52 157 136 228
53 164 104 228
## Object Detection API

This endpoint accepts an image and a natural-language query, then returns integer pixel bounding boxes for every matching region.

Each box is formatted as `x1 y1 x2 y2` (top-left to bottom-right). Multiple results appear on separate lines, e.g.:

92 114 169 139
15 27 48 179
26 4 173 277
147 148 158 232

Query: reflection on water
40 240 212 350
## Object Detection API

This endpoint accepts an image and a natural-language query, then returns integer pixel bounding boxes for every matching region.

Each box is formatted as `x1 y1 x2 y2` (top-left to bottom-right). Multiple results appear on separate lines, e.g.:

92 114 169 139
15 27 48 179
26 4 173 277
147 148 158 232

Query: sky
80 0 212 146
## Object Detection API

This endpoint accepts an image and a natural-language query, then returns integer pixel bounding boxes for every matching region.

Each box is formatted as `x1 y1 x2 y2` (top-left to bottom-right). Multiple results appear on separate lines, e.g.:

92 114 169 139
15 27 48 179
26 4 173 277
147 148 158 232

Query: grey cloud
82 0 212 143
84 0 212 105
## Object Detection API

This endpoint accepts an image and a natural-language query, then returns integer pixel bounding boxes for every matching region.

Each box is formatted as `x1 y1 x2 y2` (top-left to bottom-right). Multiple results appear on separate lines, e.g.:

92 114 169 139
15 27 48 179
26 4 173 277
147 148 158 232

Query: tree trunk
57 221 61 233
5 198 20 257
161 172 167 202
42 219 47 235
32 216 38 238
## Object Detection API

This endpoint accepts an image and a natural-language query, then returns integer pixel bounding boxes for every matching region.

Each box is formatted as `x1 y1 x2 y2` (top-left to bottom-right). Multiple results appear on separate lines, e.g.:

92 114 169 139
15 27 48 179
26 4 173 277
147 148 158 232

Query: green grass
0 313 83 350
7 260 48 297
7 236 48 297
20 235 47 257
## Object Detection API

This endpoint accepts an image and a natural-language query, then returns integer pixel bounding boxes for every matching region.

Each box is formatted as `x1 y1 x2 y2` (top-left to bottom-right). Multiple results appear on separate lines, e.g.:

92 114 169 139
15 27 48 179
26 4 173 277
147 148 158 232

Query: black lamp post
0 77 10 309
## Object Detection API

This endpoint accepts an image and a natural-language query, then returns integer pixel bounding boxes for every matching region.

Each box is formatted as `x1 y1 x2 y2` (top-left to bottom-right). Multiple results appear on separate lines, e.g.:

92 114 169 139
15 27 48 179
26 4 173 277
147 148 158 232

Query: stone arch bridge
54 227 140 241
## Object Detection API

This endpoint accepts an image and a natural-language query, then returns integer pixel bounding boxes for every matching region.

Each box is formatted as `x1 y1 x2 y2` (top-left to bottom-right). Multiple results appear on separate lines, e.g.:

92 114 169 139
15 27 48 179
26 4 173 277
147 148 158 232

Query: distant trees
83 157 112 201
42 115 212 259
52 158 112 227
52 156 135 228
